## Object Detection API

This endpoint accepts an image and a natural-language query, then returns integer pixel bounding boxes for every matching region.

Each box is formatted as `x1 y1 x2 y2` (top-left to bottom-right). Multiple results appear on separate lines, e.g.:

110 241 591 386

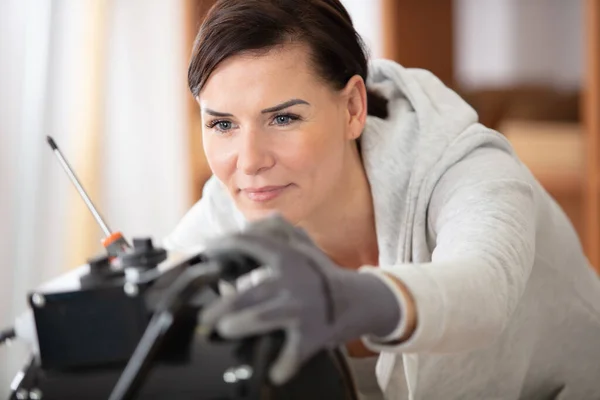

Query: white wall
341 0 384 59
455 0 584 90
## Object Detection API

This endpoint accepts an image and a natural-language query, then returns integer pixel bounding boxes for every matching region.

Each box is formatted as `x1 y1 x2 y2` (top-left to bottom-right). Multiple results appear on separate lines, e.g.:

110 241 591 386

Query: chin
241 206 300 225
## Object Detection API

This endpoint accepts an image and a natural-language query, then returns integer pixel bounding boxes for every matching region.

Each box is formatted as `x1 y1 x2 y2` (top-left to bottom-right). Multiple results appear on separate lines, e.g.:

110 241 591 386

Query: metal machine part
3 136 358 399
6 241 357 400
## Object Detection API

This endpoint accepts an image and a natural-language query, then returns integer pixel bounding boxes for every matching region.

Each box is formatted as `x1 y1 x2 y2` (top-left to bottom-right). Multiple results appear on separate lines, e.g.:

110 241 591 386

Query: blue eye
217 121 232 131
275 115 291 125
271 114 300 126
206 119 235 133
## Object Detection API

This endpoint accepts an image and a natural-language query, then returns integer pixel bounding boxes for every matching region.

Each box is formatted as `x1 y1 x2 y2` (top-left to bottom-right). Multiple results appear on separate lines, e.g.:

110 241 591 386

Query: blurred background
0 0 598 394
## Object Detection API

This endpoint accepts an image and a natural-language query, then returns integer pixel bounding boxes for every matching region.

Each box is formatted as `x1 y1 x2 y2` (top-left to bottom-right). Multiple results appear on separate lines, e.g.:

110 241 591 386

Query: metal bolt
124 282 138 297
223 365 253 383
234 365 253 380
15 388 28 400
31 293 45 308
223 370 237 383
29 389 42 400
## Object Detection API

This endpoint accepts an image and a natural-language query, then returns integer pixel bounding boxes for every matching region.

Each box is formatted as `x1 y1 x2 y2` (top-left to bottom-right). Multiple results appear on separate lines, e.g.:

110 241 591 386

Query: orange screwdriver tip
102 231 125 247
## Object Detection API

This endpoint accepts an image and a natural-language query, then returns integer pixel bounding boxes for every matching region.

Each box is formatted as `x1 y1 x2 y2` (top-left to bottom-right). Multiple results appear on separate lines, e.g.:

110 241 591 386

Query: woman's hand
201 215 404 385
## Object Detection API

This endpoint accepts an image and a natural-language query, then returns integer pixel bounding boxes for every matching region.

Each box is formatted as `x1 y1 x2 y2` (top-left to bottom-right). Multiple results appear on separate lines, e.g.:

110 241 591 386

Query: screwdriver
46 136 130 257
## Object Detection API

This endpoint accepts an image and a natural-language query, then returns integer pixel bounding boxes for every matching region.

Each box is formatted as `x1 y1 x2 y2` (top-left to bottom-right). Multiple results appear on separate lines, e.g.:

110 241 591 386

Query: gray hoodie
164 59 600 399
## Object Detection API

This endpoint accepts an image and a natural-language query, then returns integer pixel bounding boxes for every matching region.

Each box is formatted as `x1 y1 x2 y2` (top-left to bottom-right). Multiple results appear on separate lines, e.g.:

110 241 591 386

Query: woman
164 0 600 399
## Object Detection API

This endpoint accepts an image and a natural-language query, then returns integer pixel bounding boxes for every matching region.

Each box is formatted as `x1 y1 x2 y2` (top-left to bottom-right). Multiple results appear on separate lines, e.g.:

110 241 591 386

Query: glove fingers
201 279 279 329
205 234 285 270
268 328 302 385
216 292 300 339
235 264 279 293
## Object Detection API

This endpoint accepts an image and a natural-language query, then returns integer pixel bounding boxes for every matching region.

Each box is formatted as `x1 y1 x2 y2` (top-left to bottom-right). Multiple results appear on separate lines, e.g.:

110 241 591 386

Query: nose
236 127 275 175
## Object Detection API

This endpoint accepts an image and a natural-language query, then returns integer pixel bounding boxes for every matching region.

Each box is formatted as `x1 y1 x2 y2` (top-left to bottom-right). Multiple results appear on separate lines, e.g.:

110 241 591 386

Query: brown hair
188 0 388 119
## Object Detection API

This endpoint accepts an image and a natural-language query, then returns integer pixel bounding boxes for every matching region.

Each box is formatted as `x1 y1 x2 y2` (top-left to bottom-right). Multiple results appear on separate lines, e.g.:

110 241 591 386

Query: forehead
199 44 331 110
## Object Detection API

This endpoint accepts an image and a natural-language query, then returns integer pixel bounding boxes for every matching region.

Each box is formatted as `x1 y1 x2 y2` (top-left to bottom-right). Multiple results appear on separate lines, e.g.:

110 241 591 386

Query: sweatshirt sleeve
363 147 537 353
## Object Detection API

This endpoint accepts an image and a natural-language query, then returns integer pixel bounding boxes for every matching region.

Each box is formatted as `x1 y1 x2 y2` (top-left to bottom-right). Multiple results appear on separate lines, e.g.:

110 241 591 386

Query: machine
1 137 358 400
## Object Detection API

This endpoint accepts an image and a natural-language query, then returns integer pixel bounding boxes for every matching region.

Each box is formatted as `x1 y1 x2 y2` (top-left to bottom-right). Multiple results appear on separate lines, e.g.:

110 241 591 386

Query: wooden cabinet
381 0 454 87
584 0 600 269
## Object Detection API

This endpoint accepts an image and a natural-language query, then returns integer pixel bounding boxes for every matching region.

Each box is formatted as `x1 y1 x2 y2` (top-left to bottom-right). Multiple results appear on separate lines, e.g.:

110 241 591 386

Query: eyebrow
201 98 310 117
261 99 310 113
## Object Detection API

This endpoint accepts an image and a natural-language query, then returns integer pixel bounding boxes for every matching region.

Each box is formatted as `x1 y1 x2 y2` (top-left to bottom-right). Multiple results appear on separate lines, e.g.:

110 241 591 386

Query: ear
341 75 367 140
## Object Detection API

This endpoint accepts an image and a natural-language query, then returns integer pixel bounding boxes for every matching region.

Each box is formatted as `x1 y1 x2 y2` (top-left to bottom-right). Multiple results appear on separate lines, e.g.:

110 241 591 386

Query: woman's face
199 44 366 224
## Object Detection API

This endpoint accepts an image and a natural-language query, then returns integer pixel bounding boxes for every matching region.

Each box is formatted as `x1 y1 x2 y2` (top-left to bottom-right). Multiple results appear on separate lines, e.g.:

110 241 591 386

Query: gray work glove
201 215 402 385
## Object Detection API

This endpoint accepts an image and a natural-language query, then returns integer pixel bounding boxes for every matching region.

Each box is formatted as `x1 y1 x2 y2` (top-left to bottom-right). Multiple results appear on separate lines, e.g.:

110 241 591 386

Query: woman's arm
363 147 536 353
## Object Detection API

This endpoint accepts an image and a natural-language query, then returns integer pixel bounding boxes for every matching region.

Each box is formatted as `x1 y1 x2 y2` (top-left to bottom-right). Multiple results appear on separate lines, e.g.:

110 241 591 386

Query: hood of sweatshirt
361 59 514 265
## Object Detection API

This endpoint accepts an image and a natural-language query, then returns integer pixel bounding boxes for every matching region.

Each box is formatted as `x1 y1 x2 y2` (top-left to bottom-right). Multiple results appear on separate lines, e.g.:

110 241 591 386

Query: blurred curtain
0 0 190 393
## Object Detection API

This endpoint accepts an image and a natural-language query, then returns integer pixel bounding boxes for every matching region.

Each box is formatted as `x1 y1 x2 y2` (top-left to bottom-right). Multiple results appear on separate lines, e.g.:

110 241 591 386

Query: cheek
202 132 236 179
278 127 345 185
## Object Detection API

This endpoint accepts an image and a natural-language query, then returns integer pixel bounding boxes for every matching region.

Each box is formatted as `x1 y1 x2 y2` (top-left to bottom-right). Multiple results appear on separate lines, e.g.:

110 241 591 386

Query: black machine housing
8 238 357 400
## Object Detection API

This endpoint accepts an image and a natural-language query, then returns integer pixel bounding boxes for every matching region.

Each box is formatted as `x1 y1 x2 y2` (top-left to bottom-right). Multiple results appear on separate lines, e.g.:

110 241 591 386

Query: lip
241 184 291 202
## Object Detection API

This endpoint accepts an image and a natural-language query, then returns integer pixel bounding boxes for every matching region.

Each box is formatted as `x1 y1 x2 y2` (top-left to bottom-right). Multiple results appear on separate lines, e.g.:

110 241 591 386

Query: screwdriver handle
102 232 130 257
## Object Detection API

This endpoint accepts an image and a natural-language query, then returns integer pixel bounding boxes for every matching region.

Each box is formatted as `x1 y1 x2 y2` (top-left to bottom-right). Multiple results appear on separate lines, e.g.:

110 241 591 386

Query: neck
298 145 378 269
